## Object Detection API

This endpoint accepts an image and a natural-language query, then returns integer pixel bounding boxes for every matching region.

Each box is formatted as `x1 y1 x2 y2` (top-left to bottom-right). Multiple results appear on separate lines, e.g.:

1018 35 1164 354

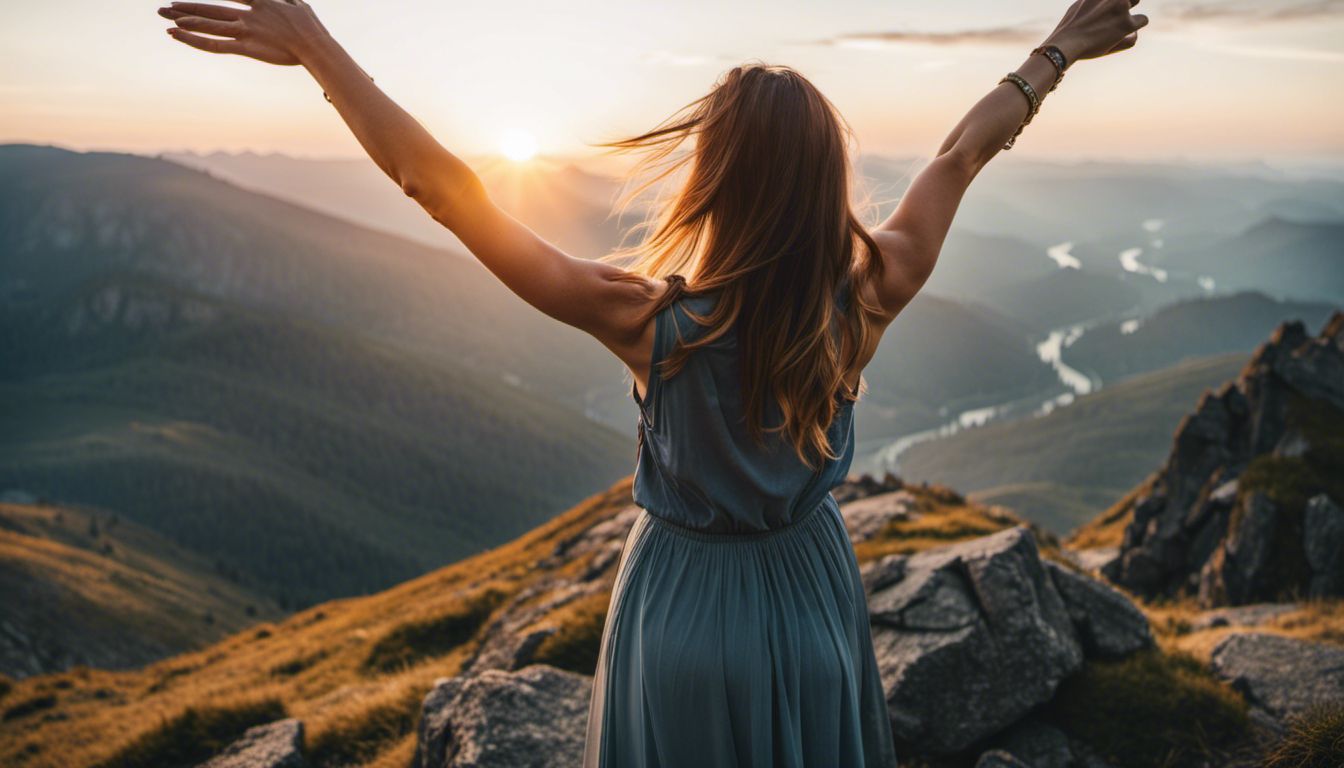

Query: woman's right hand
158 0 332 67
1043 0 1149 63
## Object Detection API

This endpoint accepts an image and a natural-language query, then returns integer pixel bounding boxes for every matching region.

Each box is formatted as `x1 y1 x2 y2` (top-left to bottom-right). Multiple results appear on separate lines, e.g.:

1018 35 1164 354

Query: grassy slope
0 275 632 607
0 478 1035 768
898 354 1247 534
0 502 280 678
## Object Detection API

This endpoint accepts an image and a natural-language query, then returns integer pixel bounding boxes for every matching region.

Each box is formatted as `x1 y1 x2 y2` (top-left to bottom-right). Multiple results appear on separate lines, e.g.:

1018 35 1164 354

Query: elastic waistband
640 496 838 544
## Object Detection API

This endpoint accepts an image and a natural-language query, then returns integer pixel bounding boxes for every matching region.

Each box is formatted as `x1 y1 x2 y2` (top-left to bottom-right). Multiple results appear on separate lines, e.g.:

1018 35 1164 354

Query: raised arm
868 0 1149 319
158 1 660 360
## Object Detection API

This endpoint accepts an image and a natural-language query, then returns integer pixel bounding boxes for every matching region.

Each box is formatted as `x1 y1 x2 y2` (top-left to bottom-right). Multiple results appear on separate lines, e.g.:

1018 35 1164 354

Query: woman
158 1 1147 764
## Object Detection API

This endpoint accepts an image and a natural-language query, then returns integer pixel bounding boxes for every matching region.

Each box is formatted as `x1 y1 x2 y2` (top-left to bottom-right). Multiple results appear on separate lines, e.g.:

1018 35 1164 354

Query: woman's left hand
157 0 330 66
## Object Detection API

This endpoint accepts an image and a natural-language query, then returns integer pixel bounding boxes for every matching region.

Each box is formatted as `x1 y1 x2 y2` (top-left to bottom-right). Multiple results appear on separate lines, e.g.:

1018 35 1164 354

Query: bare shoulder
587 265 673 382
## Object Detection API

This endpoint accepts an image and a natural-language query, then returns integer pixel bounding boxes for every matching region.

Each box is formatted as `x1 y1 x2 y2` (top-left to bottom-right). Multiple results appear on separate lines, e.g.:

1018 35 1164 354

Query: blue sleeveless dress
582 284 898 767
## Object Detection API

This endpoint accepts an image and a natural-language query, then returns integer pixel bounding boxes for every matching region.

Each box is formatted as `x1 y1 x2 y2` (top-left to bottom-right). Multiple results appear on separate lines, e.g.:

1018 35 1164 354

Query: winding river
854 230 1162 475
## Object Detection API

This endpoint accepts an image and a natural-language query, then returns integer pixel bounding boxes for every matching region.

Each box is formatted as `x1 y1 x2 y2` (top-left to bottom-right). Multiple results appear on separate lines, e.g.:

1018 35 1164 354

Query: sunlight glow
500 130 539 162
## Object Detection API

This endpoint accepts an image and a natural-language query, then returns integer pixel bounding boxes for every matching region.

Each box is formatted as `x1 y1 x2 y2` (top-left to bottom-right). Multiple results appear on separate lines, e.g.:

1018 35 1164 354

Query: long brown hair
602 63 887 469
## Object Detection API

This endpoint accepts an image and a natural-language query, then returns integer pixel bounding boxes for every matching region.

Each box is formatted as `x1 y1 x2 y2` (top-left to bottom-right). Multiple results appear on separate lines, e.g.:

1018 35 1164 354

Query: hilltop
0 501 280 678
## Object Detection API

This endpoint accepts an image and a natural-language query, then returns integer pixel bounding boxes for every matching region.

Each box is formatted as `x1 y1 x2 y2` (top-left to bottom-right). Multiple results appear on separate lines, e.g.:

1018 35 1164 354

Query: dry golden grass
1146 597 1344 662
529 590 612 677
1263 702 1344 768
0 479 636 768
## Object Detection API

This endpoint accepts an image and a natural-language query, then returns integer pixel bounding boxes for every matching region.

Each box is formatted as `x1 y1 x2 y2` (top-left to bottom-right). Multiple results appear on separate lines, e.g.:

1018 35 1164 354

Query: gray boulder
413 665 592 768
868 526 1084 754
841 489 915 544
1210 633 1344 723
197 718 305 768
1045 561 1154 660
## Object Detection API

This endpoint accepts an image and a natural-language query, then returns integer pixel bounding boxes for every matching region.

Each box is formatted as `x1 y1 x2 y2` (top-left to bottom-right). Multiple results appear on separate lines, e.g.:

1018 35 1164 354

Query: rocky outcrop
197 718 305 768
413 665 592 768
1104 313 1344 606
1210 633 1344 724
866 527 1085 754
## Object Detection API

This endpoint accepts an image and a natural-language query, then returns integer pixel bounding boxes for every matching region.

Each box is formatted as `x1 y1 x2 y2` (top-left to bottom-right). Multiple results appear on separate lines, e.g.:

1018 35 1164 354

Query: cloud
813 25 1041 49
1166 0 1344 24
809 2 1344 50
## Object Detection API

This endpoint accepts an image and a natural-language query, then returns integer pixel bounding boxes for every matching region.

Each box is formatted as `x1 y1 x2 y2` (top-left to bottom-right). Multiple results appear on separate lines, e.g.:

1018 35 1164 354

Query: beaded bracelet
999 72 1040 150
1032 44 1069 93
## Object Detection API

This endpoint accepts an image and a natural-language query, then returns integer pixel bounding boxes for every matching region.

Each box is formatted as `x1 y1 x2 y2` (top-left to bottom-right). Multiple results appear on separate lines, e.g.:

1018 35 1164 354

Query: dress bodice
630 285 857 533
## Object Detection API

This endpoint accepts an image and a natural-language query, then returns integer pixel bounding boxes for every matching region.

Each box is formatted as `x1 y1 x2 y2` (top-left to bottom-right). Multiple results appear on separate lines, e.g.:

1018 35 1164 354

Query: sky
3 0 1343 164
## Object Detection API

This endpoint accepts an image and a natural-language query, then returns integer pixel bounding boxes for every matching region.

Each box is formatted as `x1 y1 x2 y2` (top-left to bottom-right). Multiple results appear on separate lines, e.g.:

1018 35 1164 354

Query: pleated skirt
582 497 898 767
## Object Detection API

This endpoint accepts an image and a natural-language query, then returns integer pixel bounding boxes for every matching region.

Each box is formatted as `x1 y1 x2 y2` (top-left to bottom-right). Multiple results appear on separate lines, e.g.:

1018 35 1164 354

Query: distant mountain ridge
1062 291 1338 384
1166 217 1344 304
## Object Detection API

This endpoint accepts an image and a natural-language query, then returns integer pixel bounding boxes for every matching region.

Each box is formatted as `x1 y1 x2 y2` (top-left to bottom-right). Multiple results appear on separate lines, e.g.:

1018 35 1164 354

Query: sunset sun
499 130 538 162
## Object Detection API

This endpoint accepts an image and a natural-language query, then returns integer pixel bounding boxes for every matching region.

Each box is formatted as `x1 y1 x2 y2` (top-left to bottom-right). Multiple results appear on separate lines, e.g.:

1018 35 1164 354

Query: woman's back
631 286 858 534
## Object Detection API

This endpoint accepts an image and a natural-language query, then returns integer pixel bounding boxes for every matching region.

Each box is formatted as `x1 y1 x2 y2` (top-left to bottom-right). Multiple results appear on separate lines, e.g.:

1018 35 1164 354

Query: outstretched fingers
169 14 245 38
157 2 247 22
166 27 246 55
